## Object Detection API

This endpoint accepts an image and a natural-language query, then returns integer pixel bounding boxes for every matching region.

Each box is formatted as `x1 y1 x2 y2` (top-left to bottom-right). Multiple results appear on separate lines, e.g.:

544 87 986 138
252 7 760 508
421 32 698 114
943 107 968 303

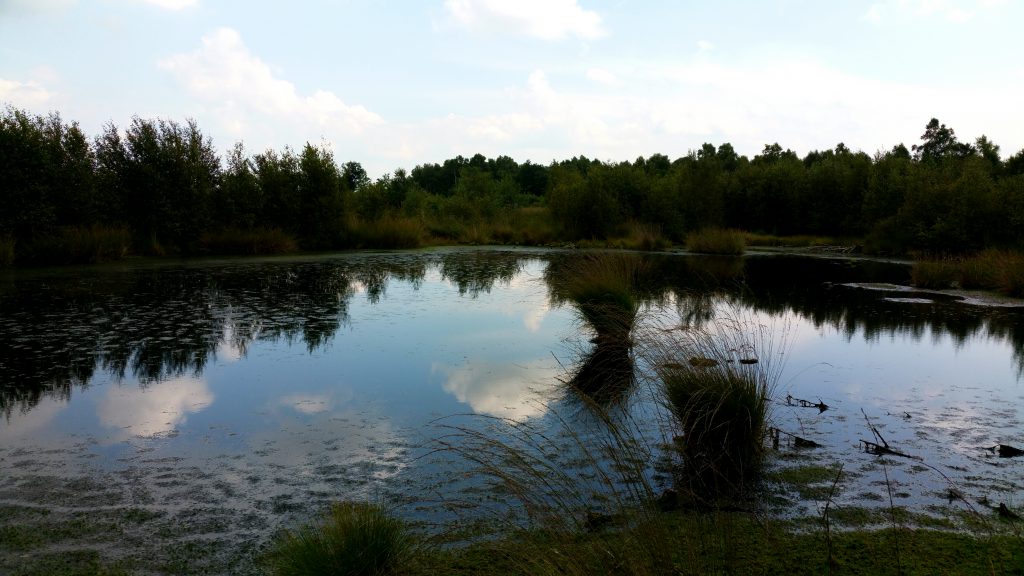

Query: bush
265 502 414 576
686 228 745 255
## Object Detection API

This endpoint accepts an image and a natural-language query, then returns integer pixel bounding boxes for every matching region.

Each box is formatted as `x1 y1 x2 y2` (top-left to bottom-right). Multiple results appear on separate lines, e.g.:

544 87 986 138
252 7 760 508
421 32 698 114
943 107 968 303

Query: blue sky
2 0 1022 177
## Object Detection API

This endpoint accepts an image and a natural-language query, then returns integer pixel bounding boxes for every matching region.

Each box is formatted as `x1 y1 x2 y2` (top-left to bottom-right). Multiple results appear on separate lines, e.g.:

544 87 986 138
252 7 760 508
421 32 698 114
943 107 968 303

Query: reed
199 227 298 255
686 228 745 255
353 217 426 249
912 249 1024 297
0 236 13 267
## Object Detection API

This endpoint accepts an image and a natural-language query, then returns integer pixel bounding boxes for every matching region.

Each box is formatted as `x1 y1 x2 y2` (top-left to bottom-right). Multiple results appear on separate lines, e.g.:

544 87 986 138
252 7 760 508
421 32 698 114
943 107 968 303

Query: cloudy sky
2 0 1021 176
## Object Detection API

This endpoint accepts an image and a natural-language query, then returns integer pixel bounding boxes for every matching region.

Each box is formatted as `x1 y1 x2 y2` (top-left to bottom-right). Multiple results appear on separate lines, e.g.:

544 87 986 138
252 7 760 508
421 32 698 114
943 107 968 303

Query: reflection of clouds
0 395 66 440
98 376 213 440
217 325 244 363
280 393 332 415
436 359 559 420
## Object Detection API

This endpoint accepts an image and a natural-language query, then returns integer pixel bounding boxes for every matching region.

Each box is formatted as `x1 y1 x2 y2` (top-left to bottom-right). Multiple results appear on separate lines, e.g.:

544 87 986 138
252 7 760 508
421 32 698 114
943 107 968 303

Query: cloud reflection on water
436 358 560 420
97 376 214 440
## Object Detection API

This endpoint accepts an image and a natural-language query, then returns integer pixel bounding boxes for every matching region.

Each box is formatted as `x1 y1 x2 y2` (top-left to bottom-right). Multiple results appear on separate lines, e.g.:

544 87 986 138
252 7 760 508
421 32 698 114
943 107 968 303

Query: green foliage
264 502 414 576
6 108 1024 263
686 228 745 255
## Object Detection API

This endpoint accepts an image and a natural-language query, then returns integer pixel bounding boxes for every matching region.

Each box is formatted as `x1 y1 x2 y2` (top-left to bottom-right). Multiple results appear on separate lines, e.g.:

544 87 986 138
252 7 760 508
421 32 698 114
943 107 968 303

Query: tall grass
21 225 131 265
0 236 13 267
353 217 426 249
643 310 789 500
264 502 414 576
912 249 1024 297
686 228 745 255
199 227 298 255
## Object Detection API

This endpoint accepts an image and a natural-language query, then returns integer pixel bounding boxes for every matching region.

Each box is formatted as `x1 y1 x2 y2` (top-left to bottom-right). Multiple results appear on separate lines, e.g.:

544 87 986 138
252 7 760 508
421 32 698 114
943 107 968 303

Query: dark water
1 248 1022 571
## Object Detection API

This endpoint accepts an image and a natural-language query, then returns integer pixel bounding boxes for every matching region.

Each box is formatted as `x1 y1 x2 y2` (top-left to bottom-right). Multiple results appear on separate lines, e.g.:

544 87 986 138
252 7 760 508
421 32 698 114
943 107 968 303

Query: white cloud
0 396 66 440
444 0 605 40
0 77 55 109
138 0 197 9
697 40 715 53
160 28 382 140
586 67 618 85
98 376 214 440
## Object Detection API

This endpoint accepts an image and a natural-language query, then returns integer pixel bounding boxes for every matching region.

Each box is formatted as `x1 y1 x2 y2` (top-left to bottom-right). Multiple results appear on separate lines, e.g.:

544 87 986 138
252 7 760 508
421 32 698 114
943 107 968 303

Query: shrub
686 228 745 255
265 502 414 576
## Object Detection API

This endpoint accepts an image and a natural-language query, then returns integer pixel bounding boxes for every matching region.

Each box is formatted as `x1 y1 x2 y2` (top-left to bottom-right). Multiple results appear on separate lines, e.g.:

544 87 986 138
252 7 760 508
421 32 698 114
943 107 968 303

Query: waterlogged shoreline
2 248 1023 574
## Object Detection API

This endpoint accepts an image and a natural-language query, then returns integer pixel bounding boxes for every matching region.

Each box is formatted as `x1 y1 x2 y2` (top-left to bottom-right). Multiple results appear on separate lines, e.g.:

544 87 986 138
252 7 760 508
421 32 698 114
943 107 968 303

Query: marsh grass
353 217 426 249
686 228 745 255
0 236 13 267
21 225 130 264
199 227 298 255
264 502 414 576
643 310 790 501
912 249 1024 297
546 253 648 406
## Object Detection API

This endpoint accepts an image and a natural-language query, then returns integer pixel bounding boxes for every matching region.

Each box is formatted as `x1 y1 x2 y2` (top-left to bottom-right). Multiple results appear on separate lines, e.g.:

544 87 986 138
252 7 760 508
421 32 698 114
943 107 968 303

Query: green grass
411 511 1024 576
263 502 414 576
912 249 1024 297
686 227 745 255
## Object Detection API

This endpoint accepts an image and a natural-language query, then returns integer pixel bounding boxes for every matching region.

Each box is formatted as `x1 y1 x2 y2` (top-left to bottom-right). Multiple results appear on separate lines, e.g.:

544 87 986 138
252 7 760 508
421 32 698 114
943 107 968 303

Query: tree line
2 106 1023 265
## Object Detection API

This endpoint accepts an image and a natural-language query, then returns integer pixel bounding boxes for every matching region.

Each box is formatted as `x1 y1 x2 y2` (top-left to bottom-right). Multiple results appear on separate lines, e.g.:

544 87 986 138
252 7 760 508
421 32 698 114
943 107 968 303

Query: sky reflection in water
1 249 1022 538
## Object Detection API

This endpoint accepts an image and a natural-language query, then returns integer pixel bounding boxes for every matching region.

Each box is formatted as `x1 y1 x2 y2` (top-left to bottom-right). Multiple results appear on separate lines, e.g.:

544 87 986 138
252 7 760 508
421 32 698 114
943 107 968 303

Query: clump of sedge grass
264 502 414 576
686 228 745 255
645 310 788 500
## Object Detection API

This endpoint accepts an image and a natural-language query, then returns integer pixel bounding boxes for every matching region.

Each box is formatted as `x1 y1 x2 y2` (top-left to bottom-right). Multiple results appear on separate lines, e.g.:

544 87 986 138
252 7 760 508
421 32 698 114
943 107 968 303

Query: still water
1 248 1022 571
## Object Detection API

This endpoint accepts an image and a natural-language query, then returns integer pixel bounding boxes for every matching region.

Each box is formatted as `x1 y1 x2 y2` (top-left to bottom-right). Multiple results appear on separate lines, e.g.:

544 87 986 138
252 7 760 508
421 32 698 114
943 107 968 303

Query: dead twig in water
786 393 829 413
860 409 919 460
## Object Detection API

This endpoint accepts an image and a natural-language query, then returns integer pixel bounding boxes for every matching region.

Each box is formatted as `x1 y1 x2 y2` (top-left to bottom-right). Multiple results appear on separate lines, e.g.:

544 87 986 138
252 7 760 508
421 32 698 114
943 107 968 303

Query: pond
1 247 1022 573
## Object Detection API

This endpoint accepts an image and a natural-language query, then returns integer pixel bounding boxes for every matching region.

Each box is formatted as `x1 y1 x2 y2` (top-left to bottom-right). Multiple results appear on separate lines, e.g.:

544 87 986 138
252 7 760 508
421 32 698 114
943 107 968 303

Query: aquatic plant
264 502 414 576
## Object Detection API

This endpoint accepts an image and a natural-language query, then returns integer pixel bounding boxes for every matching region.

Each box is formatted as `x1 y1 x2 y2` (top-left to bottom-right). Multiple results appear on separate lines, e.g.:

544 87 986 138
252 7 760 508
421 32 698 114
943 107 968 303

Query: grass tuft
264 502 414 576
686 228 745 255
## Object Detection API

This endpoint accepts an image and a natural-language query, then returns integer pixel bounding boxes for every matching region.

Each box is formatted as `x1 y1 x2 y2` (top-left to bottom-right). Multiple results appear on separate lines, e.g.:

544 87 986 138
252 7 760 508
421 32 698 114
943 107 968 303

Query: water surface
1 248 1022 572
